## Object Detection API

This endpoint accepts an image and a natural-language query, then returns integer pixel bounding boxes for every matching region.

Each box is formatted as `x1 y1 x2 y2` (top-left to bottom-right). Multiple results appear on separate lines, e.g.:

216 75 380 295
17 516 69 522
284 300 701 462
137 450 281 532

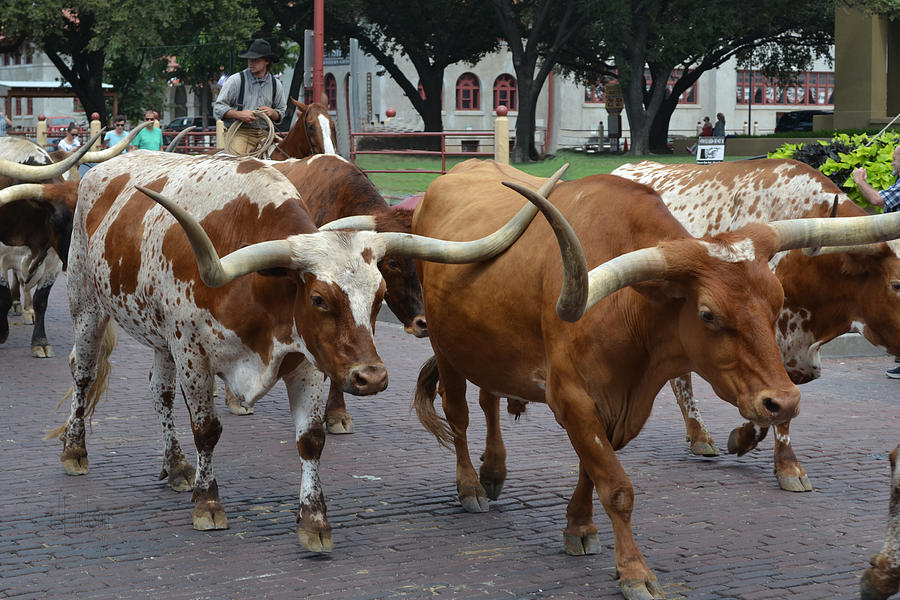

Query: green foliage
0 0 260 120
768 131 900 210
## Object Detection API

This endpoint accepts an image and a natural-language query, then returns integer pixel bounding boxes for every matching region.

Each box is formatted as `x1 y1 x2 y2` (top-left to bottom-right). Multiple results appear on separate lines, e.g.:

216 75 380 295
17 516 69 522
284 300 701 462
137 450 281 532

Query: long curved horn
165 125 196 153
769 211 900 252
80 120 151 162
136 185 294 287
500 181 588 322
0 130 104 181
319 215 378 231
0 183 46 207
379 163 569 263
585 247 669 312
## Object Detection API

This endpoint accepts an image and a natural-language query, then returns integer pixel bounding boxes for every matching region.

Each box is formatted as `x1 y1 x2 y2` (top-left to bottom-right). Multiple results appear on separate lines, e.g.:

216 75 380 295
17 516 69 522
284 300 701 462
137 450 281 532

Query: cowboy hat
238 39 277 61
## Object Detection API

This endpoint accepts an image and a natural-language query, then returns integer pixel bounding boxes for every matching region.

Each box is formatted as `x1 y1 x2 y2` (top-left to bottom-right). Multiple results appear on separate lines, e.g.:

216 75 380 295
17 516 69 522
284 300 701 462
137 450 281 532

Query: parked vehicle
774 110 834 133
45 115 78 136
162 116 215 145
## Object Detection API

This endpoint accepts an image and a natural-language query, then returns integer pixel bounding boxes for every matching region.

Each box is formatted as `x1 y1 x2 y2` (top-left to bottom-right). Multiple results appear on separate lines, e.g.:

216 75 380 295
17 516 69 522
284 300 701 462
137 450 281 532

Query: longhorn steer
269 154 425 432
413 159 900 600
58 152 579 552
0 127 145 357
861 442 900 600
611 159 900 491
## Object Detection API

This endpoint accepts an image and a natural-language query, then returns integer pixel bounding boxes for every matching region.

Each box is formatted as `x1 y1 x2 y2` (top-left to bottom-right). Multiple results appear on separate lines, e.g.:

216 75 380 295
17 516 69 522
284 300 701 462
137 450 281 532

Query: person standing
852 144 900 378
129 111 163 151
58 123 82 152
213 38 286 155
713 112 726 136
0 109 11 136
103 116 129 153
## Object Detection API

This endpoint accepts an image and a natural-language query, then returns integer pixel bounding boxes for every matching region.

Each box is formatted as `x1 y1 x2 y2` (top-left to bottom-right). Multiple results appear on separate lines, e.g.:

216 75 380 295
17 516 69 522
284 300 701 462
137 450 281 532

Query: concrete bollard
216 119 225 151
494 105 509 165
37 114 47 150
89 112 102 151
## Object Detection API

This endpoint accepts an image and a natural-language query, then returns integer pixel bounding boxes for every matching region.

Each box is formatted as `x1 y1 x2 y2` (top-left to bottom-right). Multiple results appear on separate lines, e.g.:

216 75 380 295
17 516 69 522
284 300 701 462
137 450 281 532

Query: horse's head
273 96 338 160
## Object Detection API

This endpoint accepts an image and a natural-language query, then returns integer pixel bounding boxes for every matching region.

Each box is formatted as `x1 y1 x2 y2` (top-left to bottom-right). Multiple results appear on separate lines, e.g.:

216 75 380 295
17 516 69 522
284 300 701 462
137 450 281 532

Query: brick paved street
1 276 898 600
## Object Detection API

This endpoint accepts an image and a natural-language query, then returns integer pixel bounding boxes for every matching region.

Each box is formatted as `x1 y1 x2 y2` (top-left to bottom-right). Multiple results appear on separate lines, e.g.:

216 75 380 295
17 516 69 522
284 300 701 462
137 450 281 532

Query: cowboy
213 38 287 155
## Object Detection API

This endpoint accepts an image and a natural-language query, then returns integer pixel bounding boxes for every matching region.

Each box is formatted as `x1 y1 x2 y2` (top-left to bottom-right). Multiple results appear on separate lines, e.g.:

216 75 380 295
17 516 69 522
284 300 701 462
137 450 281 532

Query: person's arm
852 168 887 207
213 72 256 124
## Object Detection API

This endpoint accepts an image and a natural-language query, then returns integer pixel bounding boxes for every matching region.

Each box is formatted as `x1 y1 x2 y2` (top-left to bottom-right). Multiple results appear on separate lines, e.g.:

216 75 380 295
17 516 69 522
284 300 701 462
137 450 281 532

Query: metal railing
350 130 497 174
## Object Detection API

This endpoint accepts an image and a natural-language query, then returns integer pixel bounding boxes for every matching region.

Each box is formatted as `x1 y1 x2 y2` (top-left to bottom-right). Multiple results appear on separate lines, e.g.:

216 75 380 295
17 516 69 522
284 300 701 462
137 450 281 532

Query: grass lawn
356 150 755 199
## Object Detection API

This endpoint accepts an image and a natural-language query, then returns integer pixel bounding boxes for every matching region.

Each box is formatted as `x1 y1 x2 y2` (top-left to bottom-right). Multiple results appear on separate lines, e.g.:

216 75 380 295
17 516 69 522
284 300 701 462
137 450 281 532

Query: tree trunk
649 96 678 153
512 78 539 162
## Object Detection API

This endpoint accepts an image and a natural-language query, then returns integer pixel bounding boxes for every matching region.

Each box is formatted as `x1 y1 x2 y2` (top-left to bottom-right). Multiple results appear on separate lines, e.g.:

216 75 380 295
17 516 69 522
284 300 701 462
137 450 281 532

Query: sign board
695 136 725 164
604 83 624 113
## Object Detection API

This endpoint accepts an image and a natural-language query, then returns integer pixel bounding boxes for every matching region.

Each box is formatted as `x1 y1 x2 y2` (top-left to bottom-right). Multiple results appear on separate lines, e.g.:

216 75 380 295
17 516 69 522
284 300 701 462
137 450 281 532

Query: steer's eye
311 294 327 310
386 259 400 271
699 309 716 325
891 280 900 292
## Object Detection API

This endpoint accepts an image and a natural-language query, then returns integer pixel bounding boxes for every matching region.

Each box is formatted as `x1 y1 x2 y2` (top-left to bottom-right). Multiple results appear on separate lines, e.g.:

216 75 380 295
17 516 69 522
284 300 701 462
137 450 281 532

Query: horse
270 97 338 160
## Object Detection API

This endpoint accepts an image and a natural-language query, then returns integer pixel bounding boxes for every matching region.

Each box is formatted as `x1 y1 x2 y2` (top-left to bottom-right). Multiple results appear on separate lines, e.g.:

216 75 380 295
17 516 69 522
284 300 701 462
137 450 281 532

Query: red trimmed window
736 71 834 105
456 73 480 110
493 74 517 111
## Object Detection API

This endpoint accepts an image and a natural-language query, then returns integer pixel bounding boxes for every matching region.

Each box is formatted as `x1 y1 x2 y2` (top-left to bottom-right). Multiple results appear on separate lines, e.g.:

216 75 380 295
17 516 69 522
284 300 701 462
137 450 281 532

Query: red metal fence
350 130 497 174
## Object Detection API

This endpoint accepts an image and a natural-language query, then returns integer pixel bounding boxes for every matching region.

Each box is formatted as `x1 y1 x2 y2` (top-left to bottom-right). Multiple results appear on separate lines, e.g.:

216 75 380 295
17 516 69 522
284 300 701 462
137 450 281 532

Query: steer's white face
287 229 386 334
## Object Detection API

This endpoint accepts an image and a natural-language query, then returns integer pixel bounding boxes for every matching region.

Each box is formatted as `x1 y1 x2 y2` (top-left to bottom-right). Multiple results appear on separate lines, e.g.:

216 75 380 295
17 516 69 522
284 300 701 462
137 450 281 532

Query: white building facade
1 40 834 154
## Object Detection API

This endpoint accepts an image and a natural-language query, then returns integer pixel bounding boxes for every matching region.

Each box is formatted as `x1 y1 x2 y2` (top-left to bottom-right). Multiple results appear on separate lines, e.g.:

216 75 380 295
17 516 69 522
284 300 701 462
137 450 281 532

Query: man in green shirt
130 110 164 151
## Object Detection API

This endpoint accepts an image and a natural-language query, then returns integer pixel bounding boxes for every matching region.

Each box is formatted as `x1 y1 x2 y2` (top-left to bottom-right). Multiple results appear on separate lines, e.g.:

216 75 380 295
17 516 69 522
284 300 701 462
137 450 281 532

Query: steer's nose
346 364 388 396
404 315 428 338
754 386 801 424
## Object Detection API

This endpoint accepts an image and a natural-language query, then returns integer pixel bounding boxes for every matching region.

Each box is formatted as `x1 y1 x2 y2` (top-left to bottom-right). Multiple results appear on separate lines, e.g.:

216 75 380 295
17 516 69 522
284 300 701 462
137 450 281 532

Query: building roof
0 80 113 94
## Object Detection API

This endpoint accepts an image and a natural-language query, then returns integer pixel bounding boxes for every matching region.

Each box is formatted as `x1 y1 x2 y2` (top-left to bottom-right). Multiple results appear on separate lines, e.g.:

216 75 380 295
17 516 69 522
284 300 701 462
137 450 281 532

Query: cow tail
413 355 454 449
46 321 118 440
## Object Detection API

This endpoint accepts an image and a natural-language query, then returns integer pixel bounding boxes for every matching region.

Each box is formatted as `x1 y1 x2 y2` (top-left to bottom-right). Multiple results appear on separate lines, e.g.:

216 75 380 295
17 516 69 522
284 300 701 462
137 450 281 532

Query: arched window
456 73 480 110
493 74 517 111
324 73 337 110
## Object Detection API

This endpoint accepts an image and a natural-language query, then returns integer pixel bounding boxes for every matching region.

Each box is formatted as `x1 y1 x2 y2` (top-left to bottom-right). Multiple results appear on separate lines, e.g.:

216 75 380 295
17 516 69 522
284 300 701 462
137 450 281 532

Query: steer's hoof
563 532 601 556
9 301 22 316
192 504 228 530
61 446 89 475
297 527 334 553
727 427 760 456
326 412 354 434
159 462 196 492
619 578 665 600
776 472 812 492
225 390 253 415
22 309 34 324
32 344 54 358
61 455 89 475
458 487 490 513
689 439 719 456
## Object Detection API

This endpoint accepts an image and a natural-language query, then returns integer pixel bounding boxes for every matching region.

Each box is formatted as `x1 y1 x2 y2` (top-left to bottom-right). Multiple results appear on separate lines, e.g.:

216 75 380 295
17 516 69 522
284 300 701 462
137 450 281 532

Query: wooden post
216 119 225 150
90 112 102 151
494 105 509 165
37 114 47 150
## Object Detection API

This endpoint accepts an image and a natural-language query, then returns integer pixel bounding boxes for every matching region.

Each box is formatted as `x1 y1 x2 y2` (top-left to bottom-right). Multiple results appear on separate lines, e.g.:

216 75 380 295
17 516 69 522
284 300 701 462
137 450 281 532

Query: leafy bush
768 131 900 211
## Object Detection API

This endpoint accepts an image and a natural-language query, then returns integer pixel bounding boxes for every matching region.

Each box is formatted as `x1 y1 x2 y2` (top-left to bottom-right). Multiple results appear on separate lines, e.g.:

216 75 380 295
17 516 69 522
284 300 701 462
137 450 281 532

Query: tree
490 0 590 162
323 0 501 133
0 0 258 123
555 0 834 154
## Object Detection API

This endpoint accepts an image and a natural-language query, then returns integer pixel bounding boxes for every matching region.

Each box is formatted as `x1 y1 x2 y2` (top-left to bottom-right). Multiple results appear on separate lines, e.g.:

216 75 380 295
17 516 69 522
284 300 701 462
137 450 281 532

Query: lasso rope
223 110 276 158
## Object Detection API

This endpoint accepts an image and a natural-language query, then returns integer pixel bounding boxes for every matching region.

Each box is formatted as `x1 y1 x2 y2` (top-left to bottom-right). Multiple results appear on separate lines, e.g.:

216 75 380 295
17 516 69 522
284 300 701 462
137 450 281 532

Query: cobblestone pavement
1 276 898 600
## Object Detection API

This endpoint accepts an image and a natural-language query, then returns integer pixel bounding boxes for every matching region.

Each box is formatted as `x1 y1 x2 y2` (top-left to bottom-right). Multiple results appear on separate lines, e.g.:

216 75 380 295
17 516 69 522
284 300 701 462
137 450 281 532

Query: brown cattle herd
0 112 897 599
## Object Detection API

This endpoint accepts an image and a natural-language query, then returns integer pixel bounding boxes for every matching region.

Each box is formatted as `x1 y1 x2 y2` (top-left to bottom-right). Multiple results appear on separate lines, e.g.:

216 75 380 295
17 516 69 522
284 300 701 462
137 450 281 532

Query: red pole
313 0 324 104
